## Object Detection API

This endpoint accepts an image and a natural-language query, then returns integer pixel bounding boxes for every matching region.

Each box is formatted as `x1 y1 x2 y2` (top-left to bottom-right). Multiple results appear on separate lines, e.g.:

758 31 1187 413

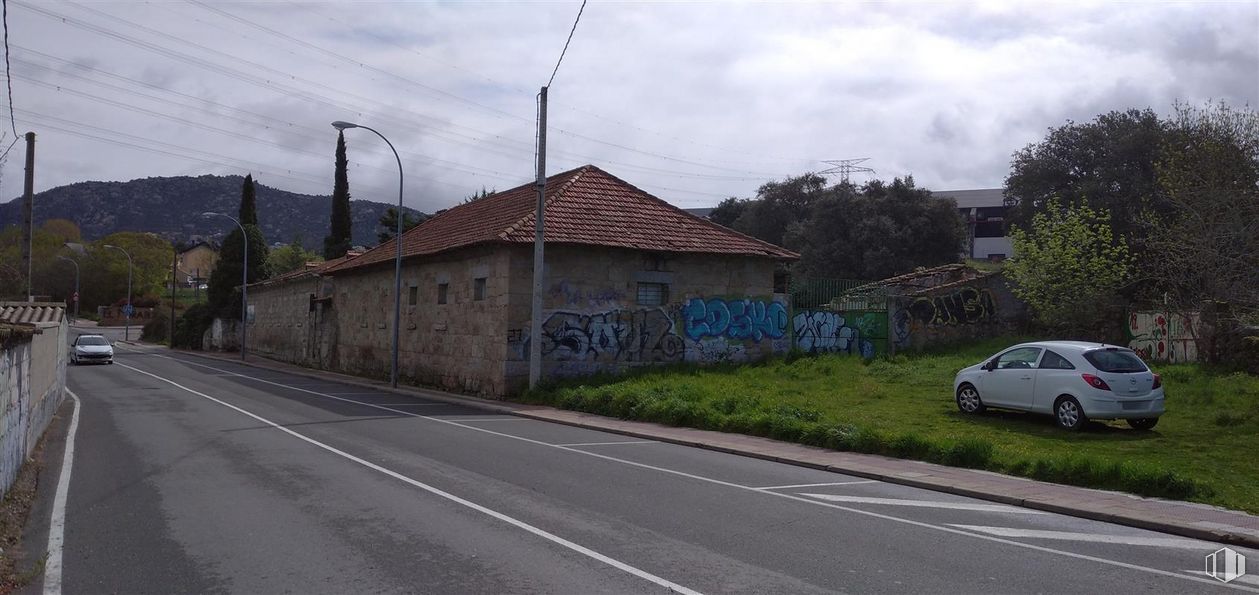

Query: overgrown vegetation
521 337 1259 512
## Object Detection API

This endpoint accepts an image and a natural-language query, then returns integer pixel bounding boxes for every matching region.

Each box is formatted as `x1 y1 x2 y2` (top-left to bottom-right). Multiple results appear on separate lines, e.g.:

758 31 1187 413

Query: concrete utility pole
22 132 35 302
528 86 548 389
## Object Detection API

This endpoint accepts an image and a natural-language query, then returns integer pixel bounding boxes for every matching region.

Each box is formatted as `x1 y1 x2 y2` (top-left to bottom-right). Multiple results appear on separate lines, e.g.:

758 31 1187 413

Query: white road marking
113 362 702 595
799 494 1047 514
43 390 82 595
435 417 529 422
141 354 1259 593
556 441 658 447
373 403 455 407
1183 571 1259 587
952 525 1215 549
754 480 878 490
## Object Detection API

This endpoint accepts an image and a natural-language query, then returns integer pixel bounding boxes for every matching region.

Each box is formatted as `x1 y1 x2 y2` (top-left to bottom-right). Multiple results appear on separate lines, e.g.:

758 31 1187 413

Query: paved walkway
172 347 1259 549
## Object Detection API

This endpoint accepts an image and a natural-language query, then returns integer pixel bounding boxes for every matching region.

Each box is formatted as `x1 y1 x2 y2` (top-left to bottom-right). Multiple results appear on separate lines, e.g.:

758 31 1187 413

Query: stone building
244 165 797 396
177 242 218 286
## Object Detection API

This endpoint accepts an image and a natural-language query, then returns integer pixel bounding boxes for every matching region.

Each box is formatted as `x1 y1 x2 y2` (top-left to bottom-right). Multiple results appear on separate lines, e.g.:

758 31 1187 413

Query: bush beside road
521 337 1259 514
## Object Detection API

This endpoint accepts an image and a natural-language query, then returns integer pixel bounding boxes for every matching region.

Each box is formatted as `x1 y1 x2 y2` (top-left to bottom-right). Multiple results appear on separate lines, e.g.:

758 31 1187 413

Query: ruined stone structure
243 166 797 397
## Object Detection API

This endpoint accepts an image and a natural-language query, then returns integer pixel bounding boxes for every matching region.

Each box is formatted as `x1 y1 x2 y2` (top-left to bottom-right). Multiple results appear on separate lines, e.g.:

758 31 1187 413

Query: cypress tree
239 174 259 226
324 131 353 259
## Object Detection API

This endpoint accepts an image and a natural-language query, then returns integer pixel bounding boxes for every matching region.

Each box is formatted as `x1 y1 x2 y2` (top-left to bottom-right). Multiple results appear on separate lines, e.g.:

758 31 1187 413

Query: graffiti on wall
907 287 997 327
540 308 685 363
793 311 881 358
1127 311 1199 363
681 298 788 342
550 281 626 309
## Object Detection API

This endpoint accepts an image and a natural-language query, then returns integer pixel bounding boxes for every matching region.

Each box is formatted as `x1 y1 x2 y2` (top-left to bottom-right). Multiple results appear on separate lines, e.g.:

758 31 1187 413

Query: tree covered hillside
0 174 424 250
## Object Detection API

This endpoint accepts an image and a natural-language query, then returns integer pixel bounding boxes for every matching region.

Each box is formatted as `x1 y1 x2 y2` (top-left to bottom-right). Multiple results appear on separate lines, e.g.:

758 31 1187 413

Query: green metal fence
788 277 890 357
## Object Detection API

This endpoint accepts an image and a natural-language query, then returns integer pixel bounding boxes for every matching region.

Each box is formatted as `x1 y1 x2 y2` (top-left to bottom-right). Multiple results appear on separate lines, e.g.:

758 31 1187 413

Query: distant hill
0 174 424 250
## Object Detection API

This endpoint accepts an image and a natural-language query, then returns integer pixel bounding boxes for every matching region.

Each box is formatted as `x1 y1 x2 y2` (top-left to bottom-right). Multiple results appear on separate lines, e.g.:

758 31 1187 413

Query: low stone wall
890 272 1025 351
0 319 68 496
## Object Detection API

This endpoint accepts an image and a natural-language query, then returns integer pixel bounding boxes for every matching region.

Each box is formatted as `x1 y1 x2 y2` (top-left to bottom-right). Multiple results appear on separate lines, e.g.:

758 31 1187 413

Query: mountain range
0 174 423 250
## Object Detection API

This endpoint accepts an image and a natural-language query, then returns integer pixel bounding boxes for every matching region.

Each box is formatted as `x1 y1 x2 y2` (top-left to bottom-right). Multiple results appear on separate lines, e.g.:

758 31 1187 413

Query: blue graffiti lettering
683 298 787 341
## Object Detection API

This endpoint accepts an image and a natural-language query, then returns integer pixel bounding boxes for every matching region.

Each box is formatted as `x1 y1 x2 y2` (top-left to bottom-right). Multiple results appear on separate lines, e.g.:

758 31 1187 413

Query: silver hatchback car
953 341 1165 431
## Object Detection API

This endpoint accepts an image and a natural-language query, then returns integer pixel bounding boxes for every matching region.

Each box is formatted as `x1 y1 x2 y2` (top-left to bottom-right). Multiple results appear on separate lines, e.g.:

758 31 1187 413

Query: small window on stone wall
474 277 487 301
408 285 418 306
637 282 669 306
437 283 448 304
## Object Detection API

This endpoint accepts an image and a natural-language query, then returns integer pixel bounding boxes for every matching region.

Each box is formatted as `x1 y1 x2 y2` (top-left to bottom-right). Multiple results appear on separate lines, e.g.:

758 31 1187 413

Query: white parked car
70 334 114 365
953 341 1164 431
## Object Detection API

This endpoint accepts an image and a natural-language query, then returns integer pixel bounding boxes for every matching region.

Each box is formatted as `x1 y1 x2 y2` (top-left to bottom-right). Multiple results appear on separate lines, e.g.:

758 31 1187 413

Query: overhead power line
548 0 587 88
2 0 15 137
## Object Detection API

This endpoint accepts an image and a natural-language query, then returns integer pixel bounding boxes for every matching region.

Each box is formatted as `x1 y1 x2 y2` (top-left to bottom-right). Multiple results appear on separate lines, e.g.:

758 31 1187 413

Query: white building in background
933 188 1012 261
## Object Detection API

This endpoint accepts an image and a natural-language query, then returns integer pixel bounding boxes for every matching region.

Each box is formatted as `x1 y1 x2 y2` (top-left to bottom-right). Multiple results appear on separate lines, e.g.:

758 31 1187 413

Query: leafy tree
730 173 829 247
209 176 270 315
377 207 424 244
786 177 964 280
239 174 259 226
81 232 176 311
1005 199 1133 334
1146 101 1259 318
1005 109 1170 244
207 226 269 316
463 186 496 204
324 131 353 259
270 242 323 275
708 196 748 228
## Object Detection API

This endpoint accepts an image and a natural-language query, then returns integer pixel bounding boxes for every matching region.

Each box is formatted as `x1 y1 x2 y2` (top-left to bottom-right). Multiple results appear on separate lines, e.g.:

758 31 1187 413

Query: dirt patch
0 434 49 594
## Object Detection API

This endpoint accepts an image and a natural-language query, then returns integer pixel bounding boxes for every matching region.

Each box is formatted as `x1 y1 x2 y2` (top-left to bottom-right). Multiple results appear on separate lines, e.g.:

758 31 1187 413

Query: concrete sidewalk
168 346 1259 549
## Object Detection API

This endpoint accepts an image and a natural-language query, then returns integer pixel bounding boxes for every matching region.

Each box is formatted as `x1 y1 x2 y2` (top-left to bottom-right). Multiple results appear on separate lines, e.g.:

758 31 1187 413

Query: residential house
177 241 218 287
244 165 798 397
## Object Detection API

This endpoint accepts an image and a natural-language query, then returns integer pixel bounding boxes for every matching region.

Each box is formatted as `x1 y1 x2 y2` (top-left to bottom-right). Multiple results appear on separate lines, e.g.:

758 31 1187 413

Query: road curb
167 348 1259 550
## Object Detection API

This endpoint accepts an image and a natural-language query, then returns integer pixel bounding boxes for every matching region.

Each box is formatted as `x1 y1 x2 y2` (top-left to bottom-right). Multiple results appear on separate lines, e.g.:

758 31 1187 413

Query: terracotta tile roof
326 165 797 274
249 251 363 288
0 302 66 324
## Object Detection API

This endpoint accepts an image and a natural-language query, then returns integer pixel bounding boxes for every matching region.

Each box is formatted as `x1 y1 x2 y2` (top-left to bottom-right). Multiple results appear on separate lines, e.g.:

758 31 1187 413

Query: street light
56 255 80 323
102 244 133 341
202 212 248 360
333 120 404 388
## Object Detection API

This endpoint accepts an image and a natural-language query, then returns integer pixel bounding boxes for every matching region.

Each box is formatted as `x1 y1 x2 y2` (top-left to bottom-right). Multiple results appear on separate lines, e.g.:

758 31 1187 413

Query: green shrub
173 303 214 349
140 314 171 344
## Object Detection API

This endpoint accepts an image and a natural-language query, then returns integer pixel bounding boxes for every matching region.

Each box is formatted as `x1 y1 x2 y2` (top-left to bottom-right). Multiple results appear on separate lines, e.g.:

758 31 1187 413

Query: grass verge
520 337 1259 513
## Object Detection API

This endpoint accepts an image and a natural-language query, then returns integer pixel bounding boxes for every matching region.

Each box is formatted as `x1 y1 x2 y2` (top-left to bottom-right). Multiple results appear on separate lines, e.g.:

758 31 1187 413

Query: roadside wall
503 245 788 393
890 272 1024 351
0 318 68 496
1126 310 1200 363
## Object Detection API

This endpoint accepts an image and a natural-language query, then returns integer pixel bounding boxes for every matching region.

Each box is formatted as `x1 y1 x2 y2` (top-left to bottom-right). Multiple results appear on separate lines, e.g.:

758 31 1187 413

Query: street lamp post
332 120 404 388
56 255 80 323
103 244 133 341
202 212 248 360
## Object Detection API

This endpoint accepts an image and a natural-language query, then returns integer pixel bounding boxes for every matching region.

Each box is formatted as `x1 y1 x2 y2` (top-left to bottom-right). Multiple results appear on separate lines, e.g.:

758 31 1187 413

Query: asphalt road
32 336 1259 594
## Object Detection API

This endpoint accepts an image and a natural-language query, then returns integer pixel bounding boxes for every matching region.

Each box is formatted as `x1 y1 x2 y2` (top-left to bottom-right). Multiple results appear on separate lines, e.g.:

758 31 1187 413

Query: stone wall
0 319 67 497
890 272 1024 351
245 275 327 366
325 245 511 396
503 245 787 393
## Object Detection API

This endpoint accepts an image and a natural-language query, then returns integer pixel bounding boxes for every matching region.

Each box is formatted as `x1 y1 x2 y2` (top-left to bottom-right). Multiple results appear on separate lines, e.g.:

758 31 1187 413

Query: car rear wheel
1127 417 1158 431
956 384 986 414
1055 396 1087 431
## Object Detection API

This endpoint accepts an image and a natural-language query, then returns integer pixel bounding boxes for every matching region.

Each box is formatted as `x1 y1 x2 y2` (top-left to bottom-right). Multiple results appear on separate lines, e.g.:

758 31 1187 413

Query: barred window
636 282 669 306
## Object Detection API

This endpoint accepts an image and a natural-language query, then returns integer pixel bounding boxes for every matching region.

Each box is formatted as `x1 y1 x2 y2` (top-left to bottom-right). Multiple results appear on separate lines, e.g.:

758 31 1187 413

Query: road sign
122 304 134 317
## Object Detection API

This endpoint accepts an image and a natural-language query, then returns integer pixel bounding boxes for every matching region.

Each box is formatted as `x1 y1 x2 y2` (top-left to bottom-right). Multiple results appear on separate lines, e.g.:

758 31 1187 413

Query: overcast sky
1 0 1256 213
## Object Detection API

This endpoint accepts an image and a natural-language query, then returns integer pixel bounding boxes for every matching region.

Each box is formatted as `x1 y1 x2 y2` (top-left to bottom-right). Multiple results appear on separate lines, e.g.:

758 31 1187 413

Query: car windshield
78 336 109 346
1083 349 1148 373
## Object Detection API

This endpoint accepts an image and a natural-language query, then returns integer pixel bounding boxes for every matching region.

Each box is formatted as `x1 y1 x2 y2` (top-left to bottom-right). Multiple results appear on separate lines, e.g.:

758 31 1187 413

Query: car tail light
1082 373 1111 391
1152 373 1162 389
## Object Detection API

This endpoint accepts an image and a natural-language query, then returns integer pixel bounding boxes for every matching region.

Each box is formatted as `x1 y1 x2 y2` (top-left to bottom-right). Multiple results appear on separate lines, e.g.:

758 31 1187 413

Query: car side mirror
983 360 997 371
